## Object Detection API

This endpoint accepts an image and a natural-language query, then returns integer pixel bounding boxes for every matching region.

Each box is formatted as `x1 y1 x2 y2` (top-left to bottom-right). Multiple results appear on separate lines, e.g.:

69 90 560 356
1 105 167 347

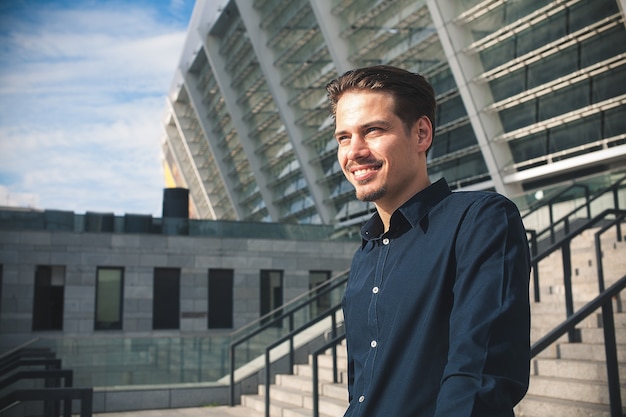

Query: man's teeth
354 168 374 176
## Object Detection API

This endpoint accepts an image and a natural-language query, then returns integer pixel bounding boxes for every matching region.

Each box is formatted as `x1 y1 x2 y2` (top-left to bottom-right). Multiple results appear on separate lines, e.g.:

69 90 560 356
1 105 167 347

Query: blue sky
0 0 195 216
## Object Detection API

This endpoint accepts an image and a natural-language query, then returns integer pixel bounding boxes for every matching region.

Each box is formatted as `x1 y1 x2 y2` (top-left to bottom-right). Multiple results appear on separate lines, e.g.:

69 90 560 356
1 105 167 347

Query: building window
260 270 283 325
95 267 124 330
153 268 180 330
309 270 331 318
32 265 65 331
208 269 233 329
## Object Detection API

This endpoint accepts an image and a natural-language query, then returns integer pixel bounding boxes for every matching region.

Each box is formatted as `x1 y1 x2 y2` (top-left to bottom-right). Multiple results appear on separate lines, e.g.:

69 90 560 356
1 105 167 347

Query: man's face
335 90 429 212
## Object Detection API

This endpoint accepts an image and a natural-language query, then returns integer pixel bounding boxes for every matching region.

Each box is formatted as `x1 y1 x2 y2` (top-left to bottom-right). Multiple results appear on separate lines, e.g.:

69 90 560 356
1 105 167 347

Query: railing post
602 301 622 417
289 314 294 372
528 230 540 302
312 353 320 417
265 349 271 417
229 344 235 406
79 388 93 417
331 313 338 383
584 185 591 219
561 241 577 342
596 217 624 416
549 203 556 244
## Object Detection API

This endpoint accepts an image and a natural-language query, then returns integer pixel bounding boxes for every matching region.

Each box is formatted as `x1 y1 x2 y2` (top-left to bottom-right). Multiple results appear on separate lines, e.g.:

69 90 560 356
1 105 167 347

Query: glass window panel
32 265 65 331
504 0 552 22
153 268 180 330
527 45 578 88
260 270 283 326
430 132 449 159
569 0 619 33
447 123 477 153
95 267 123 330
509 132 548 163
429 67 456 95
593 70 626 103
538 81 590 122
500 100 536 132
490 72 526 102
604 107 626 139
437 95 467 126
208 269 233 329
516 13 566 56
479 37 516 71
309 270 331 318
549 114 602 153
581 27 626 68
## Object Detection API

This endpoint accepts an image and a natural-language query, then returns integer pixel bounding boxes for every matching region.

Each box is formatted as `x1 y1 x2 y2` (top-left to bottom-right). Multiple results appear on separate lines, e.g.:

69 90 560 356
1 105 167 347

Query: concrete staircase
515 226 626 417
231 227 626 416
241 342 349 417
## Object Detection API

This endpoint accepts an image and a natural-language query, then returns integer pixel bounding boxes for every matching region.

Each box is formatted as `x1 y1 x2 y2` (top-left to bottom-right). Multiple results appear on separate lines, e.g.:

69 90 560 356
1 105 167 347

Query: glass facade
162 0 626 230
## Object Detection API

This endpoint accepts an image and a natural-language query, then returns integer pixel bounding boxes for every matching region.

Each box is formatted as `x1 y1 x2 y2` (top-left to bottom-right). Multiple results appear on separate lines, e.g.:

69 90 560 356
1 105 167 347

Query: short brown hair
326 65 436 139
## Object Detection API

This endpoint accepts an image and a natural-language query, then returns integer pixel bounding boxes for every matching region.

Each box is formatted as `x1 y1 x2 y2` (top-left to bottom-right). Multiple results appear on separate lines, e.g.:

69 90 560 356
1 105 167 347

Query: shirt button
372 286 379 294
382 238 390 245
358 395 365 403
370 340 377 348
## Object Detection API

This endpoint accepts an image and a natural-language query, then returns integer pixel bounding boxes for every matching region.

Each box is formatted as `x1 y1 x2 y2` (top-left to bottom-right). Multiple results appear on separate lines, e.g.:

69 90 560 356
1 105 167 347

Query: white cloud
0 185 39 209
0 1 191 216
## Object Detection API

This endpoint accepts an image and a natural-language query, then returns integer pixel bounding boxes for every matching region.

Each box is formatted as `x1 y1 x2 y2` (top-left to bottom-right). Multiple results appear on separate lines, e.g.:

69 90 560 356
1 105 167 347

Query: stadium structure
161 0 626 232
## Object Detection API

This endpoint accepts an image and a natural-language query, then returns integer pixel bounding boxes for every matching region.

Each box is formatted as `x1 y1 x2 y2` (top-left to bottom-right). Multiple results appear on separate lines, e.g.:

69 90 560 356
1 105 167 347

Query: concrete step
294 362 336 380
242 391 345 417
302 390 348 416
260 383 306 408
515 394 620 417
557 342 626 362
581 328 626 344
234 228 626 417
533 357 626 383
527 375 626 406
530 311 601 329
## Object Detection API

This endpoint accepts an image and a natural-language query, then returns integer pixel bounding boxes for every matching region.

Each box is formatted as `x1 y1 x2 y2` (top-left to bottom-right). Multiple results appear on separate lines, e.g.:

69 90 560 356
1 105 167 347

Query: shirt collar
360 178 452 244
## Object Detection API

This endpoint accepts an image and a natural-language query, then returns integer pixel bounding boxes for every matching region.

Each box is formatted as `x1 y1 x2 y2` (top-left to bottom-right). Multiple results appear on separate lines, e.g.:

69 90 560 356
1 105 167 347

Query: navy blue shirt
342 178 530 417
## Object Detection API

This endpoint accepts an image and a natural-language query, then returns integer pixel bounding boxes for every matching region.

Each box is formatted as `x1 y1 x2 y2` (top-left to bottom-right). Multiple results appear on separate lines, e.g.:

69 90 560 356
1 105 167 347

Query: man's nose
347 136 369 160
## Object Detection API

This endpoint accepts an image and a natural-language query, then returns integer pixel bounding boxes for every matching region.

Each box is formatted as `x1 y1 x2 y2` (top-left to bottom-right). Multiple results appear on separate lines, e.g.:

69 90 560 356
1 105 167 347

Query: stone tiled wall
0 229 357 346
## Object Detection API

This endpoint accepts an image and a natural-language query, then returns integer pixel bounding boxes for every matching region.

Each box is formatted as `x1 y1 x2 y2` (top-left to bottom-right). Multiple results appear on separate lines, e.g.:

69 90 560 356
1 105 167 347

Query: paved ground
89 405 262 417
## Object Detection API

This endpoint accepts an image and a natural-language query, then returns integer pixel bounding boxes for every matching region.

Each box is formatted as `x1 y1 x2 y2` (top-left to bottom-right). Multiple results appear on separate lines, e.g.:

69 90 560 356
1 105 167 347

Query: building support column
427 0 523 197
234 0 335 224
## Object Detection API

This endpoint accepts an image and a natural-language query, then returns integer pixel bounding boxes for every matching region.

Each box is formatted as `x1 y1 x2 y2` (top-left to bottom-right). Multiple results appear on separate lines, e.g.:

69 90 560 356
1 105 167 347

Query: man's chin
356 187 386 202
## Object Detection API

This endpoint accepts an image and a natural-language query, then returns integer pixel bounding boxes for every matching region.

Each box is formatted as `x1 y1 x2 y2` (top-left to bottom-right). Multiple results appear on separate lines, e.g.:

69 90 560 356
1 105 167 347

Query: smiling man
326 65 531 417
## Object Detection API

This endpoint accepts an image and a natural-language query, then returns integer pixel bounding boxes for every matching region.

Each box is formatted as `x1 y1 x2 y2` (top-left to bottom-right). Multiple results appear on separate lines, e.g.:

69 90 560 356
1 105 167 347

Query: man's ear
414 116 432 152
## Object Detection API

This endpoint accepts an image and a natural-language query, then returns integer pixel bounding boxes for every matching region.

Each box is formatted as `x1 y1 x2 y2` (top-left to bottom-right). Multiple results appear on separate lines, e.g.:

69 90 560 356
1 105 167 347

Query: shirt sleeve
434 194 531 417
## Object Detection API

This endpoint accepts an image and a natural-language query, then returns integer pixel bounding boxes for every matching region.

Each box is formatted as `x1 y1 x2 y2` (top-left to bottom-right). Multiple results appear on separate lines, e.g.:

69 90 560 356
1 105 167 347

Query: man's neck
376 179 432 232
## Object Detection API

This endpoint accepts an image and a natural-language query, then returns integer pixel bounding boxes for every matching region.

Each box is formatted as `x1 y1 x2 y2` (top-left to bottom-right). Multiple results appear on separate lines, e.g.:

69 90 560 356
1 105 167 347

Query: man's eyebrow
334 120 393 136
364 120 392 129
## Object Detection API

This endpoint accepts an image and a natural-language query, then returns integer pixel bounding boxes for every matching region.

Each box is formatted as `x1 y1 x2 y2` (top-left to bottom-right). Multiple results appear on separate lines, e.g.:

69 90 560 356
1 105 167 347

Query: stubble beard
355 182 386 202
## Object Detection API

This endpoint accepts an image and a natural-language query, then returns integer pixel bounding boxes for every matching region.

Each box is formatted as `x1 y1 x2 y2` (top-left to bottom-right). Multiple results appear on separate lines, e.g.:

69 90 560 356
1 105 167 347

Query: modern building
161 0 626 234
0 198 357 411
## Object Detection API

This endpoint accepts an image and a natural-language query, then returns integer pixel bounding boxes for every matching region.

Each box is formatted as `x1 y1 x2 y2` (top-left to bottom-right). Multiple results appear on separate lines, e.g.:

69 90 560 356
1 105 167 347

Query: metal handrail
0 388 93 417
228 270 349 406
522 182 591 221
312 333 345 417
529 209 624 310
230 269 349 341
0 343 93 417
233 179 626 415
308 210 625 416
530 276 625 417
263 304 343 417
529 211 625 416
530 174 626 247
